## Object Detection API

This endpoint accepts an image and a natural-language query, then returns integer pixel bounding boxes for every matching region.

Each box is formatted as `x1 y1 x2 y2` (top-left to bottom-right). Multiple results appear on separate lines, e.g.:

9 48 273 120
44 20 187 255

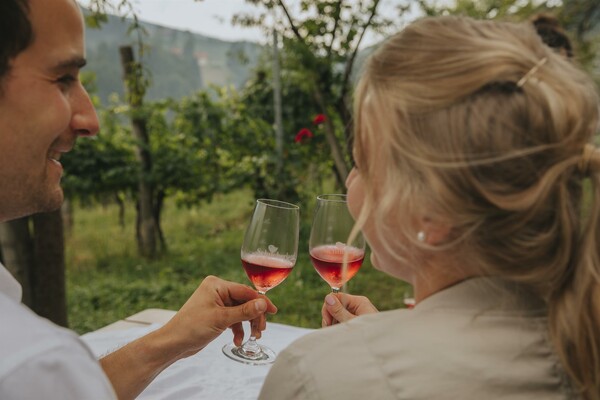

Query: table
91 308 178 332
81 309 313 400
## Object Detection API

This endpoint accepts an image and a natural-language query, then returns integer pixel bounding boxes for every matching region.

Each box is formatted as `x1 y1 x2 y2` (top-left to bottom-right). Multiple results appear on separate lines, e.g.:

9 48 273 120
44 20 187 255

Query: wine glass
309 194 365 293
222 198 299 365
403 286 416 309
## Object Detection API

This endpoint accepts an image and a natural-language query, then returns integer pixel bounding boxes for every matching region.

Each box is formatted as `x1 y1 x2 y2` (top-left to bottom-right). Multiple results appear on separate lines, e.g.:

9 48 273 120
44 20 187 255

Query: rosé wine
403 297 416 309
242 253 294 293
310 244 364 290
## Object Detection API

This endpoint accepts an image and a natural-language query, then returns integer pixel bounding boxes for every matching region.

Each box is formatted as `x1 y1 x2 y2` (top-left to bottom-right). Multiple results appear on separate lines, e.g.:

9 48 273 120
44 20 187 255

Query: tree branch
341 0 381 99
339 3 361 57
576 1 599 41
337 0 381 146
326 0 344 59
277 0 305 44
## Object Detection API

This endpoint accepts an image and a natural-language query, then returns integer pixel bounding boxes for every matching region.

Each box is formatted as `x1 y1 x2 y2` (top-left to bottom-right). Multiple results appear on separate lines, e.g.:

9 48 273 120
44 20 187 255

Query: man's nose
70 83 99 137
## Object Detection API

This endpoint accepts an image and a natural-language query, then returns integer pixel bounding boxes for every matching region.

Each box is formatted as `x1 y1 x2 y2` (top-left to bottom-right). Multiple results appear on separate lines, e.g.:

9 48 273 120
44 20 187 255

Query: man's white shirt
0 263 116 399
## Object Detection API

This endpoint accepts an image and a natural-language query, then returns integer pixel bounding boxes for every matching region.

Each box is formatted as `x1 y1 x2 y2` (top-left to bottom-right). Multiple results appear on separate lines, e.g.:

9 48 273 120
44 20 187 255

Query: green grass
66 188 409 334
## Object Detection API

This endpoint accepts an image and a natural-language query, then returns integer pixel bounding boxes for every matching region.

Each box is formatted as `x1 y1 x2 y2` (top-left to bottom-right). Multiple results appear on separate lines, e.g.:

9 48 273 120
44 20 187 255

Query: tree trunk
153 190 167 252
120 45 157 259
337 94 354 164
313 89 349 187
0 217 34 306
115 193 125 229
115 193 126 229
31 210 68 327
272 28 284 179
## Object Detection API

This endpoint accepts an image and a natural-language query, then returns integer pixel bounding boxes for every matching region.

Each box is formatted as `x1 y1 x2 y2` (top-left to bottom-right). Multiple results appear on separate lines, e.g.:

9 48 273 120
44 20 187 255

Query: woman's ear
419 216 452 245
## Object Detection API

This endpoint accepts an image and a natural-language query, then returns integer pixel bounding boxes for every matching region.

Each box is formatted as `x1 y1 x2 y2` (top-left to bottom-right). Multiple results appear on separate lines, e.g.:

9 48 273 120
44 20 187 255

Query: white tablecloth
81 322 313 400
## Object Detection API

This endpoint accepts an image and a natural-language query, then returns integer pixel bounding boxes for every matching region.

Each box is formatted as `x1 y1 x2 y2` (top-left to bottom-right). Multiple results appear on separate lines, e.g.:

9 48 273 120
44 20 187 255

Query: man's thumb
237 299 267 321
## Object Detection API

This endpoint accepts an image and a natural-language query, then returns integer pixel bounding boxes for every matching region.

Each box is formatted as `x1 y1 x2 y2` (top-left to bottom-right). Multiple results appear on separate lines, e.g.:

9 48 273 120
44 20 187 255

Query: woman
259 16 600 399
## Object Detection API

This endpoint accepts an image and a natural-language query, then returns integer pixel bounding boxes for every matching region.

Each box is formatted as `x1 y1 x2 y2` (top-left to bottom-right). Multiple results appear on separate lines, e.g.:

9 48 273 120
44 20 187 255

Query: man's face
0 0 99 222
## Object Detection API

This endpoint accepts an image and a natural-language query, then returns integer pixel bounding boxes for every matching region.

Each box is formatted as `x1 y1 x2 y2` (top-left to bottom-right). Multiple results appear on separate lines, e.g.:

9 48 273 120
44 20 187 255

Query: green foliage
561 0 600 39
64 72 339 221
418 0 600 80
122 59 150 107
62 73 138 201
238 1 409 185
62 113 137 201
240 60 335 200
66 189 408 334
72 0 406 249
419 0 549 19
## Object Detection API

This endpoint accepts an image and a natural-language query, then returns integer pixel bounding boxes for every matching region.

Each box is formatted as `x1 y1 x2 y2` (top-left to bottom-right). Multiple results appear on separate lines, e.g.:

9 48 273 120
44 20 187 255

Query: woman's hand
321 293 378 327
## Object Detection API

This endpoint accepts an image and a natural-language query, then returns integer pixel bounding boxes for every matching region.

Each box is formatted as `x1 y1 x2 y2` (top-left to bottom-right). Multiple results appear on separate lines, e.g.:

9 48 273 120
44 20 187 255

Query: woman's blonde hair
353 16 600 399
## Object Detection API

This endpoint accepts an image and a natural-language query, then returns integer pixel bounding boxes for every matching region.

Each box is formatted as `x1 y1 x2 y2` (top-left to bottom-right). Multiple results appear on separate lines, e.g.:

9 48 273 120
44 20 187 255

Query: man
0 0 276 399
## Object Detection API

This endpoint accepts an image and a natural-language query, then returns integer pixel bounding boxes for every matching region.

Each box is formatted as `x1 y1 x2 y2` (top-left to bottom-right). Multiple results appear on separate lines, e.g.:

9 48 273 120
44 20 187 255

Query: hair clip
516 57 548 88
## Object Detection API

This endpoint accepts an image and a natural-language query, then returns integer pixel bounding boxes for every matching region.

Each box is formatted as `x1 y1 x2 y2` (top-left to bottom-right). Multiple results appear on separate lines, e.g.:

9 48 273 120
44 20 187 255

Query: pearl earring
417 231 426 242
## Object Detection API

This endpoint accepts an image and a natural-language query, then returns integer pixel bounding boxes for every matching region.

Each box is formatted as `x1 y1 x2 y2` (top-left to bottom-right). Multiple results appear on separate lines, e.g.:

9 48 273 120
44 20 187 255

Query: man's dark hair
0 0 33 80
531 13 574 58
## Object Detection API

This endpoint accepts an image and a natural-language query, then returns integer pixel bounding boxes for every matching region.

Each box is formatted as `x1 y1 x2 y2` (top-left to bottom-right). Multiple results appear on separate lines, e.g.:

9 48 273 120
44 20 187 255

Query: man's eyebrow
50 57 87 72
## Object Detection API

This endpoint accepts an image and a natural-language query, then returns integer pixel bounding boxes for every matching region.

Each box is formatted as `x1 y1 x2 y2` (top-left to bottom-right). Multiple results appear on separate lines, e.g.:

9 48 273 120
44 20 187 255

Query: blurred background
0 0 598 333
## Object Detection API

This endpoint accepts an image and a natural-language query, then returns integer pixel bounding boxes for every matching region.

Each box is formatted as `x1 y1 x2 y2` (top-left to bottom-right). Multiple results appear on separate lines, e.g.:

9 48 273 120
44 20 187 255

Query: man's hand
164 275 278 358
100 276 277 400
321 293 378 327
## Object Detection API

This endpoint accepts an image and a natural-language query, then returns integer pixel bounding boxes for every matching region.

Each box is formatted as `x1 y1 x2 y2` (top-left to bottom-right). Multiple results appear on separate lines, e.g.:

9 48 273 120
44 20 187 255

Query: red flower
312 114 326 125
294 128 314 143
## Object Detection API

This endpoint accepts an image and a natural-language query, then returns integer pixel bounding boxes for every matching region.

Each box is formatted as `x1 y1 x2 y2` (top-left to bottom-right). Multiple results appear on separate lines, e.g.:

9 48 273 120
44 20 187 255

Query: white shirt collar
0 262 23 302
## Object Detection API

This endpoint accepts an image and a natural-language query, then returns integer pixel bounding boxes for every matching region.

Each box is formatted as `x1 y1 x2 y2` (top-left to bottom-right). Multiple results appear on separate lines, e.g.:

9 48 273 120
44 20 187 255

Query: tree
561 0 600 43
120 45 159 258
0 212 68 327
30 211 68 327
238 0 408 187
61 95 138 227
240 59 332 200
560 0 600 72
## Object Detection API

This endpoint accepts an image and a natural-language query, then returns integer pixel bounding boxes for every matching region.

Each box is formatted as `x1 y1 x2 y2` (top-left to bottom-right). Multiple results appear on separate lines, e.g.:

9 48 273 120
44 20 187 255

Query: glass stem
331 287 340 293
240 336 262 356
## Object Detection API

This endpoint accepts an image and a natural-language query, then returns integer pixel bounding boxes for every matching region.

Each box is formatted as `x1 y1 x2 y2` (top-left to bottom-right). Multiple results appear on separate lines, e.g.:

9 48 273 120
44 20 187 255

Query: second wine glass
222 199 299 365
309 194 365 293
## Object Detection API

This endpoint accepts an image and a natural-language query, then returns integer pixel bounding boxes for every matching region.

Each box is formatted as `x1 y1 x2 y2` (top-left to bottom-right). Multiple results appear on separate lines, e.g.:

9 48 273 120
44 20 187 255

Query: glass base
222 342 276 365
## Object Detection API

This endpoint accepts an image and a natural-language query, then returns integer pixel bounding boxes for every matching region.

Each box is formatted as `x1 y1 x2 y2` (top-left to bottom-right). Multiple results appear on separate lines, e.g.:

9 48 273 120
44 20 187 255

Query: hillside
83 11 263 104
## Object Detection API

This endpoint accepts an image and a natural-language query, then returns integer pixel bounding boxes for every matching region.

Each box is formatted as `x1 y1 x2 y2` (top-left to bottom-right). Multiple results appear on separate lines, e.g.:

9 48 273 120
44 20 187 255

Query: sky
77 0 278 44
123 0 267 43
78 0 419 47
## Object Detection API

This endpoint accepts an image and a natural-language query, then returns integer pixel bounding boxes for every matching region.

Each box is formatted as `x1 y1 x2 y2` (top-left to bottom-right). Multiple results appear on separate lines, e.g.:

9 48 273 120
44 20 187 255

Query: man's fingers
257 313 267 331
257 296 277 314
221 298 267 328
250 318 262 339
223 282 278 314
248 298 267 317
231 322 244 346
